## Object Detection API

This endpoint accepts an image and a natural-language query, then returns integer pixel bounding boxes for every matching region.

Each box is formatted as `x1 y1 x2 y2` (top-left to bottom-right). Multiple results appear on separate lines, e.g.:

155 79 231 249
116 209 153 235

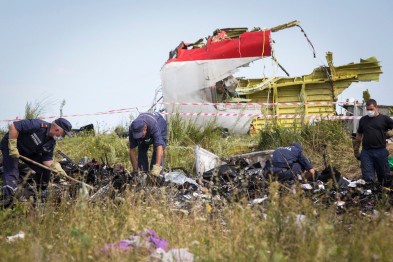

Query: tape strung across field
160 112 363 120
0 101 369 123
161 101 355 106
0 108 138 123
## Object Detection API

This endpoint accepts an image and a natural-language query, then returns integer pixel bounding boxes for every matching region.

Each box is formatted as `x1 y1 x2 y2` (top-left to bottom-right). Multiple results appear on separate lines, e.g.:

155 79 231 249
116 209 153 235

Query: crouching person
264 142 315 182
0 118 72 208
128 112 168 176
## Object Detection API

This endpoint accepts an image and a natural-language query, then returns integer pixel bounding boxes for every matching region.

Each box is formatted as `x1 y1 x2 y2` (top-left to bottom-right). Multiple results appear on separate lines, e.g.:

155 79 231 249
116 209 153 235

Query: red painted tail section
166 30 271 64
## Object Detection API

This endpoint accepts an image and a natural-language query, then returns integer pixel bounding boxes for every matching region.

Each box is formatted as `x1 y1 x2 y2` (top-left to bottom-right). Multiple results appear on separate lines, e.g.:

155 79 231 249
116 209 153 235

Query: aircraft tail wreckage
160 21 382 134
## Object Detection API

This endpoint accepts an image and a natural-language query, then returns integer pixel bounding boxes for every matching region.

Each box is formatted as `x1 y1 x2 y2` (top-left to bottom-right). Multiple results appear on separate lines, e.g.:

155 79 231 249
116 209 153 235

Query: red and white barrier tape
161 101 362 107
0 108 137 123
0 104 370 123
161 112 364 120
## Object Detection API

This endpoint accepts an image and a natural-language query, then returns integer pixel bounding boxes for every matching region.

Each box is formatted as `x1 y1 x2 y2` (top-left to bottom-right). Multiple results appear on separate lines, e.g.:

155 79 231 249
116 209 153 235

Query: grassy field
1 118 392 261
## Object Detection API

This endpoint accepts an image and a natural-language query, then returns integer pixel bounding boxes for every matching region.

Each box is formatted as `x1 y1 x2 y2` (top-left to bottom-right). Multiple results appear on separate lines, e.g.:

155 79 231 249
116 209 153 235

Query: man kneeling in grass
264 142 315 182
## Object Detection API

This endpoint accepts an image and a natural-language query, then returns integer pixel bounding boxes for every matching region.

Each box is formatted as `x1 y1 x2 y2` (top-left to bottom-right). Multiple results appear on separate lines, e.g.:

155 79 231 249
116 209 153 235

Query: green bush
259 119 350 150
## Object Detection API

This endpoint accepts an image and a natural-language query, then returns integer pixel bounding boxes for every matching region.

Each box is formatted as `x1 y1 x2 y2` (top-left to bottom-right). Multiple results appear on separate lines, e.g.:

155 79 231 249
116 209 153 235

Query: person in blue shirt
0 118 72 208
264 142 315 181
128 112 168 176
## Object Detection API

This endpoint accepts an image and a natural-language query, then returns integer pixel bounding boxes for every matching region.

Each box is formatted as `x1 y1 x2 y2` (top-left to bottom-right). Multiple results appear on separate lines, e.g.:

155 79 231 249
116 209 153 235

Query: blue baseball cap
131 118 145 139
55 118 72 137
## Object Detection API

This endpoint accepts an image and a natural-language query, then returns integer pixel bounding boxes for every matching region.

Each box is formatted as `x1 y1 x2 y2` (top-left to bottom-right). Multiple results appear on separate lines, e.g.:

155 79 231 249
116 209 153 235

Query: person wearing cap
0 118 72 208
128 112 168 176
264 142 315 181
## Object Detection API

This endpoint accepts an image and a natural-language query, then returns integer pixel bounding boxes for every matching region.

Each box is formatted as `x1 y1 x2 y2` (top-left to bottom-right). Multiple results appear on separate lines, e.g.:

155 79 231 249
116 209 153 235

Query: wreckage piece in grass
161 21 382 134
1 153 132 206
71 124 95 136
201 156 392 213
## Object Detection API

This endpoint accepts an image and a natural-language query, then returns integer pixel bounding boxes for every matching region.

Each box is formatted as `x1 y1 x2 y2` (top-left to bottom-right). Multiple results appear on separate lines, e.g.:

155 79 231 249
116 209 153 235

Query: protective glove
386 130 393 138
8 138 20 159
50 162 67 177
151 164 162 177
352 139 361 160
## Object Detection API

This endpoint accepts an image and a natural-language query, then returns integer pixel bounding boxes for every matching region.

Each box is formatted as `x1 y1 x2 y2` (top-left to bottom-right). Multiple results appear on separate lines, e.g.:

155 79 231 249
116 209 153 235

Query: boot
0 195 13 209
40 189 48 203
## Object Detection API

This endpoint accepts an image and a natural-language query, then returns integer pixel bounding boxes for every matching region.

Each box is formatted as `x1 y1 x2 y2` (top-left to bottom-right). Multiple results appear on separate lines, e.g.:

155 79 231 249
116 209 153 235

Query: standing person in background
353 99 393 185
0 118 72 208
128 112 168 176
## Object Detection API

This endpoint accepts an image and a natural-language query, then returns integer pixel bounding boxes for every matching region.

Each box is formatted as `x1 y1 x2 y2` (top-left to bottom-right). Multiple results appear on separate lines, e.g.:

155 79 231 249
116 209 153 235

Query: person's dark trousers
277 169 293 181
276 163 303 181
361 148 392 184
137 143 150 171
137 144 164 172
2 149 51 196
27 154 51 192
1 148 19 197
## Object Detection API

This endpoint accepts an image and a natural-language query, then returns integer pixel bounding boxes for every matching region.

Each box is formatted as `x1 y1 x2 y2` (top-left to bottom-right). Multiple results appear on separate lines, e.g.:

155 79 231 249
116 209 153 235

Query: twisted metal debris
1 150 392 214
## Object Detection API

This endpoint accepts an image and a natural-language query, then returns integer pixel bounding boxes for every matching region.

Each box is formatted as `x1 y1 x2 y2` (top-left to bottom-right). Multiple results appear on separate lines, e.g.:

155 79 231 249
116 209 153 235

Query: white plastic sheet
194 145 224 176
164 172 199 187
6 232 25 242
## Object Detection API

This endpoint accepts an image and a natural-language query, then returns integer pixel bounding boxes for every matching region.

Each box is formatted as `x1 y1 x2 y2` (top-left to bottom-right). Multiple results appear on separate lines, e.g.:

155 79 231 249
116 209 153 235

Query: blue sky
1 0 392 129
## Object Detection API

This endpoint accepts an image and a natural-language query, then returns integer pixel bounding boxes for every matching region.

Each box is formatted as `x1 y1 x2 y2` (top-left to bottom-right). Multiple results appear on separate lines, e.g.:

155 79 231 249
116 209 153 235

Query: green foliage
363 89 371 103
0 128 6 140
166 114 222 171
258 119 354 173
259 119 350 150
56 133 130 168
59 99 66 117
24 97 54 119
113 125 128 136
259 125 303 150
113 116 133 137
301 119 350 149
0 186 392 261
167 114 222 149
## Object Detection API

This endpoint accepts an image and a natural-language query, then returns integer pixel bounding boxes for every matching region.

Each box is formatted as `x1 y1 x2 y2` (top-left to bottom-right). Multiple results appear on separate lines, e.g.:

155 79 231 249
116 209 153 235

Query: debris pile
1 148 392 215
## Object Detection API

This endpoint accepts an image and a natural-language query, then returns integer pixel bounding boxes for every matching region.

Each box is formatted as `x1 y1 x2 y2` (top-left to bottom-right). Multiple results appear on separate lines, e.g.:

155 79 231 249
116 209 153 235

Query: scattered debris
195 145 223 176
151 248 194 262
100 229 194 261
164 172 199 188
250 196 268 205
1 146 392 215
6 231 25 242
71 124 95 135
101 229 168 254
295 214 307 226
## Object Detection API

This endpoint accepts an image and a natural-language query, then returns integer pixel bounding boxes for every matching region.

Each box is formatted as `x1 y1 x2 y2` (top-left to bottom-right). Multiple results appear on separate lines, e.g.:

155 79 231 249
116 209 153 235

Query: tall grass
0 117 390 260
24 97 55 119
166 114 257 171
258 119 359 178
258 119 350 150
166 114 224 171
56 133 130 169
0 128 6 139
0 184 392 261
